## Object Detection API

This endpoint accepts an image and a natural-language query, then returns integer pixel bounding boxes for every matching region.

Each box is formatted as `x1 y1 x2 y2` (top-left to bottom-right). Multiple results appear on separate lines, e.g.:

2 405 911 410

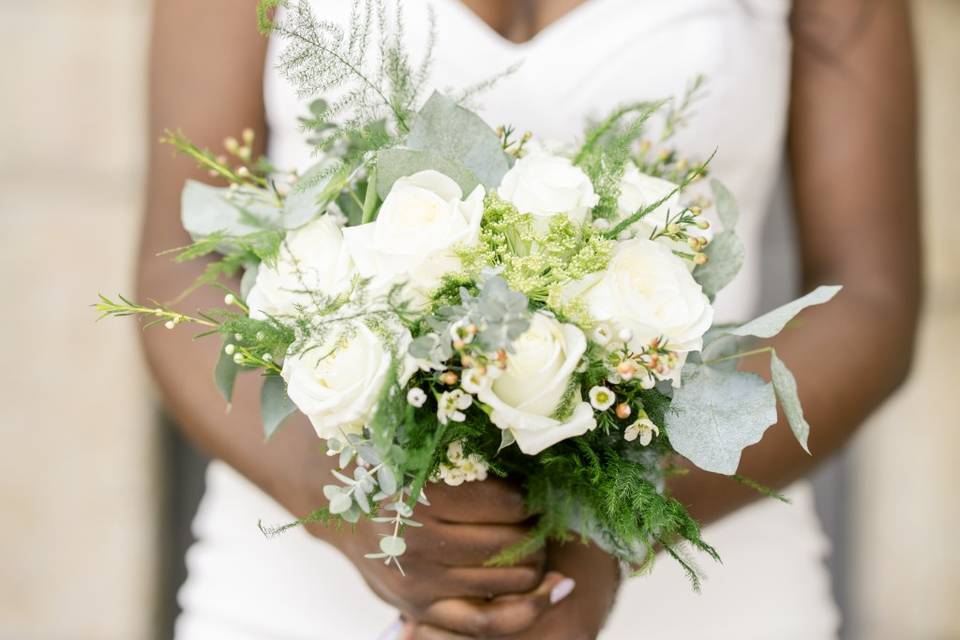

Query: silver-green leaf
181 180 278 240
376 148 481 199
260 375 297 440
729 285 842 339
666 365 777 475
710 178 739 231
405 91 512 188
694 230 744 298
770 350 811 454
214 344 240 405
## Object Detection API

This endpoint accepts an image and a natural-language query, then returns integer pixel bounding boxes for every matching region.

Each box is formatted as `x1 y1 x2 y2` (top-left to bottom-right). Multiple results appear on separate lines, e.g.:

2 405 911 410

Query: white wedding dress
176 1 841 637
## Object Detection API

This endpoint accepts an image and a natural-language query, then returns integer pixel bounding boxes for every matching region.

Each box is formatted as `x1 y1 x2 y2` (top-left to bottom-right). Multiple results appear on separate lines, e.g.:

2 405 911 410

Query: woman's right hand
324 478 575 637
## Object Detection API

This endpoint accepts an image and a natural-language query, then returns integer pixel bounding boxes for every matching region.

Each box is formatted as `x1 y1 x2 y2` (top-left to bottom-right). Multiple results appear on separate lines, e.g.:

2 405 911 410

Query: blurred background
1 1 957 638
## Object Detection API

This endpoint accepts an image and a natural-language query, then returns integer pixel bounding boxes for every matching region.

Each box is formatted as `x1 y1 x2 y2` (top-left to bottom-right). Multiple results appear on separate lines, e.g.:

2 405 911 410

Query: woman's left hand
403 539 621 639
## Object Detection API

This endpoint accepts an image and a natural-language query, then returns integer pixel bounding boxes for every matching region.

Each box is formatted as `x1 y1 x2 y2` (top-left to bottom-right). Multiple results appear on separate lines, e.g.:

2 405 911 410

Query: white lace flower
437 389 472 425
588 386 616 411
625 412 660 446
432 440 489 486
406 387 427 408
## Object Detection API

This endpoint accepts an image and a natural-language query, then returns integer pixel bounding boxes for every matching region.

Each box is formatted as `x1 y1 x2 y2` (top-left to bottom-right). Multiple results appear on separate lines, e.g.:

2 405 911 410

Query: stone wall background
0 2 956 638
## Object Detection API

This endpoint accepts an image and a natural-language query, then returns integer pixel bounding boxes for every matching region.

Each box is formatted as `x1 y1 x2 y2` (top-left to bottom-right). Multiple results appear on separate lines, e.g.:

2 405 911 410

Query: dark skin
141 0 919 638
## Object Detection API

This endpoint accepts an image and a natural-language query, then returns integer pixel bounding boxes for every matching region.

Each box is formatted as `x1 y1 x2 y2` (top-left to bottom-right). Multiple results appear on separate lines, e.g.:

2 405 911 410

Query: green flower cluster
456 195 614 306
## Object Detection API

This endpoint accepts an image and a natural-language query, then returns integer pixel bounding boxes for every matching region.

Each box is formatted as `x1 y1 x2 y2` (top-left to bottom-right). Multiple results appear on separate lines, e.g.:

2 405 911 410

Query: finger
418 571 573 637
424 478 529 524
410 625 472 640
409 522 544 567
444 565 542 599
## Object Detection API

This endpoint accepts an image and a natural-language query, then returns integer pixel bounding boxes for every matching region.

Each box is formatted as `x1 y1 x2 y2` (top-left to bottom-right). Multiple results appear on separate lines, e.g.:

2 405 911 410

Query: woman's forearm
669 285 916 524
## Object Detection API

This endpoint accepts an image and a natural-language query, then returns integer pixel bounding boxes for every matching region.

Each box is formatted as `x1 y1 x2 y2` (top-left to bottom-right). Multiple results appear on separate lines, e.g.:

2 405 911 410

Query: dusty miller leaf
729 285 842 339
770 350 811 454
261 375 297 440
405 92 511 188
666 365 777 475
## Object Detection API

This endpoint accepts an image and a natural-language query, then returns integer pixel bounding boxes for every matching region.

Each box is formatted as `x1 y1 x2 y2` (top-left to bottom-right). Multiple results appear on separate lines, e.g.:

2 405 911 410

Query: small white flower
438 466 466 486
625 412 660 446
164 320 176 330
224 344 236 355
618 328 634 343
461 368 486 394
262 353 273 362
446 440 465 463
438 389 472 425
450 320 477 345
592 324 613 346
406 387 427 408
432 440 489 486
224 293 236 306
460 454 489 482
588 386 616 411
232 353 244 365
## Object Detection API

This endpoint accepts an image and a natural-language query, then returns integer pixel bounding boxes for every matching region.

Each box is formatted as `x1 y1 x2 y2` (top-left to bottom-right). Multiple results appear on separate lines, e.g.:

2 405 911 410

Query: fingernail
550 577 576 604
378 618 404 640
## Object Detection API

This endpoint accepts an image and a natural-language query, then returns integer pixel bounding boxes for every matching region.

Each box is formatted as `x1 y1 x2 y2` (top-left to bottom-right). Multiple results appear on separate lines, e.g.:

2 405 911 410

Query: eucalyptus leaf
729 285 842 339
406 92 512 188
214 344 240 404
283 159 353 229
710 179 739 231
666 365 777 475
376 148 481 199
694 230 744 298
260 375 297 440
329 492 353 515
379 535 407 557
770 350 811 454
181 180 278 240
377 465 398 495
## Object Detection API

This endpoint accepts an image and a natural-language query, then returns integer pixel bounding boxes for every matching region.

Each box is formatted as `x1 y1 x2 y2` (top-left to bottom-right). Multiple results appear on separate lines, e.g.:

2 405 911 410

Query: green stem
361 166 379 224
702 346 773 366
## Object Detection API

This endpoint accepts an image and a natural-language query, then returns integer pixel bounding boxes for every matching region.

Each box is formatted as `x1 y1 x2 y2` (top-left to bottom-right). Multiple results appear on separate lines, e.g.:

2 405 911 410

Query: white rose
572 238 713 382
617 164 680 234
477 313 596 455
282 322 411 440
497 152 599 226
246 216 354 320
343 170 484 302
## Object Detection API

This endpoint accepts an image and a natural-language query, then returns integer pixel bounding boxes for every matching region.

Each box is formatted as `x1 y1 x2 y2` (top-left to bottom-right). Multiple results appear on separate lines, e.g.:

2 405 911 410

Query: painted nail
550 577 576 604
378 618 404 640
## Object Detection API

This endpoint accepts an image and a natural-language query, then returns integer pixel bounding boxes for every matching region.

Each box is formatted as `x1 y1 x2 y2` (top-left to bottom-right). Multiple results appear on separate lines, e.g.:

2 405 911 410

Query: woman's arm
141 2 570 634
670 0 921 522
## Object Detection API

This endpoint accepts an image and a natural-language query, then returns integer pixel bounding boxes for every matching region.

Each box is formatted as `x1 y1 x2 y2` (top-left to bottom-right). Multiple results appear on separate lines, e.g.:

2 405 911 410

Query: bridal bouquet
97 0 838 586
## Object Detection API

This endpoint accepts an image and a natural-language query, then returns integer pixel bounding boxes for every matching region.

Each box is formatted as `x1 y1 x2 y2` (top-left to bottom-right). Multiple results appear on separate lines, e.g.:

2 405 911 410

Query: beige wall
0 1 956 639
847 1 960 638
0 2 156 639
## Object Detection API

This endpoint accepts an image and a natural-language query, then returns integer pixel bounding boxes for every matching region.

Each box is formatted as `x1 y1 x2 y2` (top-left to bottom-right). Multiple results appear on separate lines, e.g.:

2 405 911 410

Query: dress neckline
438 0 613 50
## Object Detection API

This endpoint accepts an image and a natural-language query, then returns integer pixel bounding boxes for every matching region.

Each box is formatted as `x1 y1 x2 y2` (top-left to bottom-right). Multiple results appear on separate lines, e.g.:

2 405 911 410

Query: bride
140 0 919 638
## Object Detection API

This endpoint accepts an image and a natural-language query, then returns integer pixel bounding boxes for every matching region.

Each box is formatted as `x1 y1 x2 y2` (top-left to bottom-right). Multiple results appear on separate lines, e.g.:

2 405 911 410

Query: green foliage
574 102 664 220
457 195 614 305
265 0 437 143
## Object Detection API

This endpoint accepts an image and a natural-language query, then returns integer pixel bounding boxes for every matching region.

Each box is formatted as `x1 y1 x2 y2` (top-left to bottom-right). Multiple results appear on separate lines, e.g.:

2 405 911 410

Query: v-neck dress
175 1 841 638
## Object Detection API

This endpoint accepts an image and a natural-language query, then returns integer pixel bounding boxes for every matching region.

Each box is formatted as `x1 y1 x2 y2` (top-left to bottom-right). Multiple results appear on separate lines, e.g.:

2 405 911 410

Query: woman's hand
325 478 575 637
404 539 621 639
